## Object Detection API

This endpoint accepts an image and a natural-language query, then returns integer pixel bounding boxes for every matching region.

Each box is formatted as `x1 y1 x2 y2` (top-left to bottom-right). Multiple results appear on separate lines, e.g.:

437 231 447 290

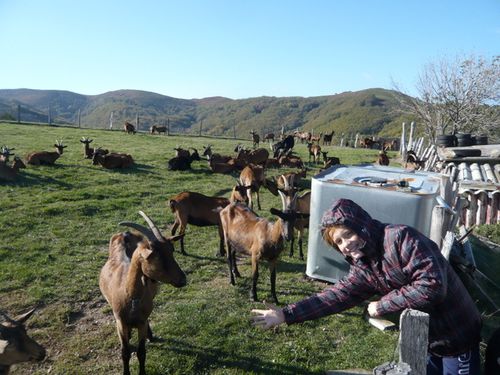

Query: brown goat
0 308 46 374
99 211 186 375
321 151 340 169
263 133 275 142
377 150 390 166
235 148 269 167
239 164 265 210
278 153 304 169
124 122 136 134
208 158 236 174
169 191 231 256
219 200 296 303
26 140 67 165
0 157 26 182
202 145 232 164
92 152 134 169
80 137 109 159
306 142 321 164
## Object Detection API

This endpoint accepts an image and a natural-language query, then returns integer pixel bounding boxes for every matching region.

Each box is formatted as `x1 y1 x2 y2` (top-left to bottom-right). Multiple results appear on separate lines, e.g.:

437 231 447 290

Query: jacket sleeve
375 228 448 315
282 267 377 324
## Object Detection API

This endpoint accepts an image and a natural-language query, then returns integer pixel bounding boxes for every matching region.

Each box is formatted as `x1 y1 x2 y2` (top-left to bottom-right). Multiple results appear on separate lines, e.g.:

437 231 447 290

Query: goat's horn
138 211 164 242
278 190 287 210
281 175 289 191
119 221 156 242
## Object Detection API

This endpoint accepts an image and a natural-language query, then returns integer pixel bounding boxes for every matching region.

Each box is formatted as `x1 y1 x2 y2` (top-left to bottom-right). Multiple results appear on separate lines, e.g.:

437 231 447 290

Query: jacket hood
321 198 385 260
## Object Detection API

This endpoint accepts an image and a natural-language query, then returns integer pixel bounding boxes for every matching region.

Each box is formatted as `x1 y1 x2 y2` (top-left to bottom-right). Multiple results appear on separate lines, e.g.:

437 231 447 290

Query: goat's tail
169 199 177 212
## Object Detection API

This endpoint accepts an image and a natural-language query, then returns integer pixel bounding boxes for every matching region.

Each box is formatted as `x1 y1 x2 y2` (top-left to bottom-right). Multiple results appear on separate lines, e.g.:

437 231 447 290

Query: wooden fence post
398 309 429 375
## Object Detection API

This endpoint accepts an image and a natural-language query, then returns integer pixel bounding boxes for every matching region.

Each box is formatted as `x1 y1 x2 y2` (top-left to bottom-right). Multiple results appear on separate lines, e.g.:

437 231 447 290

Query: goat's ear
0 339 8 354
141 247 154 259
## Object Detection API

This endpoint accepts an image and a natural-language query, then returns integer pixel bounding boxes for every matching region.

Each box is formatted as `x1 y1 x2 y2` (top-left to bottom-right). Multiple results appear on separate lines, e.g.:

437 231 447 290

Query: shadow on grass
154 337 323 375
5 170 73 188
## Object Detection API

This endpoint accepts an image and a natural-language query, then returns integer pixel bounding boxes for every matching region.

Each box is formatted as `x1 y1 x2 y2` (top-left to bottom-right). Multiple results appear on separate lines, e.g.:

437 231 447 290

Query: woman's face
329 227 365 261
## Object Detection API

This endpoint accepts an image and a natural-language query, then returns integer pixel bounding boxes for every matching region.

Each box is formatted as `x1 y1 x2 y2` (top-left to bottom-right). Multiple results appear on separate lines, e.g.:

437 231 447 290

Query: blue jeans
427 345 480 375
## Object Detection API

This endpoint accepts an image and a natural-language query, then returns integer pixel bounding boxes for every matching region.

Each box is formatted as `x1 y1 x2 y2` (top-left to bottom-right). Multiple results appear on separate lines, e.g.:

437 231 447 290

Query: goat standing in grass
0 308 46 374
169 191 233 256
219 192 303 303
99 211 186 375
26 140 67 165
239 164 266 210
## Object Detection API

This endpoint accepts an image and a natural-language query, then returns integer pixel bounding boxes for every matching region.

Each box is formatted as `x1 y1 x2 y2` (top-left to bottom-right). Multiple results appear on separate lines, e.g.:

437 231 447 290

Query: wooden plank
398 309 429 375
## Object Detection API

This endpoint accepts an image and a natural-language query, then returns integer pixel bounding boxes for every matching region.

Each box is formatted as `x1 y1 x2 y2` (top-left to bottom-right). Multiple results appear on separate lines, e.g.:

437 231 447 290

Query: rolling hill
0 88 416 138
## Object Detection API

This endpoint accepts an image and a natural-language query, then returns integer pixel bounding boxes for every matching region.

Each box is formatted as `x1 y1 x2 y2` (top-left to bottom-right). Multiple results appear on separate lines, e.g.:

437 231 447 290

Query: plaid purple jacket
282 199 481 356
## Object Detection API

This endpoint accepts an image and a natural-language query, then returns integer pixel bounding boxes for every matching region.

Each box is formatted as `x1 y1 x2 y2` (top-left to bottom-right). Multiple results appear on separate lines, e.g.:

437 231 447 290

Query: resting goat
377 150 389 166
0 146 15 163
99 211 186 375
321 151 340 169
0 308 46 374
26 140 67 165
0 157 26 182
80 137 108 159
219 194 302 303
93 152 134 169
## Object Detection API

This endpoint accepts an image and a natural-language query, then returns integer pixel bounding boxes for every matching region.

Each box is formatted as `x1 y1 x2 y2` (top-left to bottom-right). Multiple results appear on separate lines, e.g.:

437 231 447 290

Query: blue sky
0 0 498 99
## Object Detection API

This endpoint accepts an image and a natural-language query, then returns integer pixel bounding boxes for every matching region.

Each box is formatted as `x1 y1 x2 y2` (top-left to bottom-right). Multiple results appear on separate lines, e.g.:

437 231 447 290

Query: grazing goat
377 150 389 166
321 151 340 169
93 152 134 169
0 157 26 182
124 122 136 134
250 130 260 149
306 142 321 164
80 137 108 159
322 130 335 146
26 140 67 165
272 135 295 158
0 307 46 374
100 211 186 375
239 164 265 210
169 191 231 256
150 125 167 135
219 199 297 303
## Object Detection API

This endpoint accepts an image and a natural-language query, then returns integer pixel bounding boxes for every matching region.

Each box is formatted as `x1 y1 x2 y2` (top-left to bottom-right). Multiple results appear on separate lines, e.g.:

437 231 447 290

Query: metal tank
306 164 442 283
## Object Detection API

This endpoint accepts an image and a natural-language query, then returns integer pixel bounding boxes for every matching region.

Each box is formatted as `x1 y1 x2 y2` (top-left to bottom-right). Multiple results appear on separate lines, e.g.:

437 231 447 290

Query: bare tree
394 55 499 143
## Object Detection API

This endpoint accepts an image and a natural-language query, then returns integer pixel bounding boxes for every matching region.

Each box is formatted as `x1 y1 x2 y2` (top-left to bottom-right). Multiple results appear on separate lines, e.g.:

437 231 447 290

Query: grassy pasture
0 122 495 374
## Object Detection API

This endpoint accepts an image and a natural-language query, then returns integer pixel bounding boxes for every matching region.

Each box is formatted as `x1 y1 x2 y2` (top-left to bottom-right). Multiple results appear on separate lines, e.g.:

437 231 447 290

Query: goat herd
1 127 395 375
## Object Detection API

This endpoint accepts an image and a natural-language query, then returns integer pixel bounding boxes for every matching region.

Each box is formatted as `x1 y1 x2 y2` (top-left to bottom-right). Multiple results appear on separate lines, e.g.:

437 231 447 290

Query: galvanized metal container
306 164 442 283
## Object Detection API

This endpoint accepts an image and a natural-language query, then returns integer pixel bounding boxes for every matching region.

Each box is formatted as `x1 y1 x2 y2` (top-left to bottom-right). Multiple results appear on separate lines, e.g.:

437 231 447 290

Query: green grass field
0 122 497 374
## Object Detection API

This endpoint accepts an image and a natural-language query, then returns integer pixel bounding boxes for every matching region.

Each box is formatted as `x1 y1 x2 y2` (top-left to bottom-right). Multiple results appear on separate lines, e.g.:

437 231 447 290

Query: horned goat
99 211 186 375
321 151 340 169
219 193 301 303
80 137 108 159
26 140 67 165
0 146 15 163
0 307 46 375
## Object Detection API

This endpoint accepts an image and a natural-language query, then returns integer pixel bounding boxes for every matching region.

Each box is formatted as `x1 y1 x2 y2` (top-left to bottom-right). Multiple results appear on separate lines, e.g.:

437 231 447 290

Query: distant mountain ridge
0 88 415 138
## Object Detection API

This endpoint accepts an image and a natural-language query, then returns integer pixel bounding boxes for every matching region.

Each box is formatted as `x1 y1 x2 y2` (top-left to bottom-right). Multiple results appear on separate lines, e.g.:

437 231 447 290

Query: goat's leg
227 246 235 285
289 233 295 257
147 321 154 341
137 324 148 375
269 261 278 304
256 190 261 210
117 320 132 375
251 254 259 301
298 231 304 261
217 225 226 257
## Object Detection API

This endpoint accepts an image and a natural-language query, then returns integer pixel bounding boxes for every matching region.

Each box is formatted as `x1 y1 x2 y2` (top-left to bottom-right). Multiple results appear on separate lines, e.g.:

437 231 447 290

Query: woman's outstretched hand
250 301 285 330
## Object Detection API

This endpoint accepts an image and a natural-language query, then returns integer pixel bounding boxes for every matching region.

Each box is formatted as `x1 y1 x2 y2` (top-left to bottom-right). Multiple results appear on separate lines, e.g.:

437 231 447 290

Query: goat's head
54 140 67 154
0 308 46 367
80 137 93 145
91 149 104 165
119 211 187 288
230 182 250 206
